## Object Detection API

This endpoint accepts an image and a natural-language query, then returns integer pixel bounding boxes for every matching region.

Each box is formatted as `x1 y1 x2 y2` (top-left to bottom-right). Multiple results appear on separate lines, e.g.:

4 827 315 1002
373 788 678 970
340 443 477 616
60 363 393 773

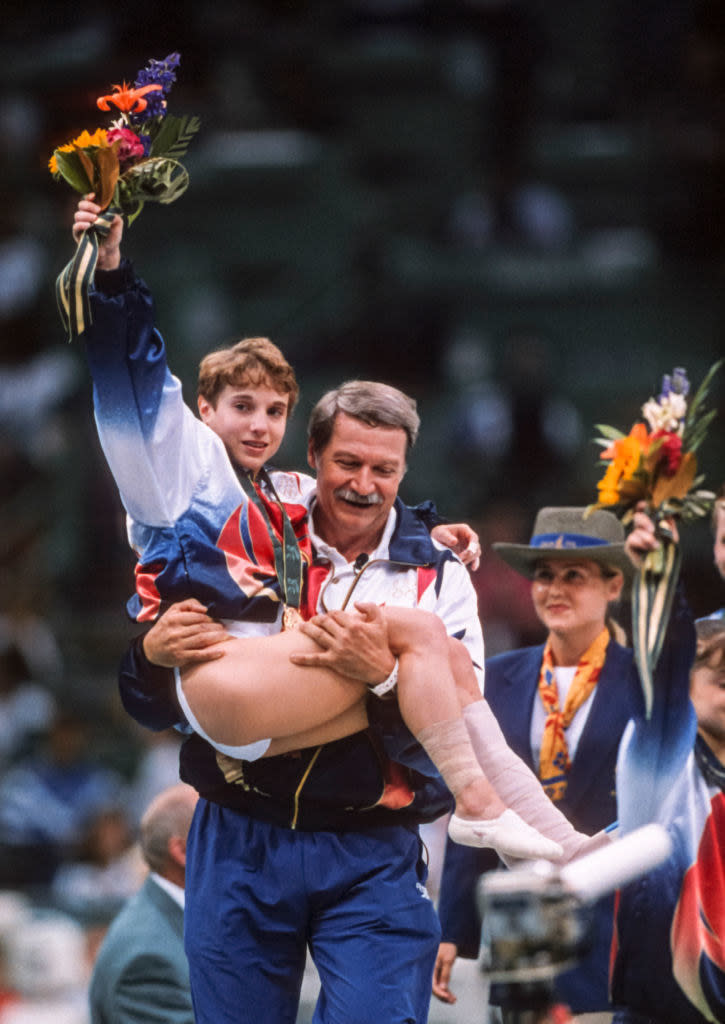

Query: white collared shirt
307 501 484 691
150 872 185 909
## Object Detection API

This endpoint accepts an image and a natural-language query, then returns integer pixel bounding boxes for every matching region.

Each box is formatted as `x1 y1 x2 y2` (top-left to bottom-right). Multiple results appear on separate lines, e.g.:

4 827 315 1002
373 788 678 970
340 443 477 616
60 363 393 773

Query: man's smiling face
308 412 407 561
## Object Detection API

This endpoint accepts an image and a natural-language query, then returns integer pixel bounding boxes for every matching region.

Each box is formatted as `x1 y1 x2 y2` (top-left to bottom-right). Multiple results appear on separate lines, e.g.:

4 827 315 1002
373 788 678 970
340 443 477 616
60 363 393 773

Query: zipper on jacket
319 556 432 613
291 553 436 824
290 745 322 829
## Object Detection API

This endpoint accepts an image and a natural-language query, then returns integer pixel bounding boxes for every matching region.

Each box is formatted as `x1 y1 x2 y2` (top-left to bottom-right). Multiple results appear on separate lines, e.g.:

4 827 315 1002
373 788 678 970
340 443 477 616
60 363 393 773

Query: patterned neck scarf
538 628 610 801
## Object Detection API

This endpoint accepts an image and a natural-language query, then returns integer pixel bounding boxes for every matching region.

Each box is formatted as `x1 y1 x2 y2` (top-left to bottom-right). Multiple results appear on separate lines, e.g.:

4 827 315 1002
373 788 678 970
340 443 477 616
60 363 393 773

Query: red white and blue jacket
84 261 314 629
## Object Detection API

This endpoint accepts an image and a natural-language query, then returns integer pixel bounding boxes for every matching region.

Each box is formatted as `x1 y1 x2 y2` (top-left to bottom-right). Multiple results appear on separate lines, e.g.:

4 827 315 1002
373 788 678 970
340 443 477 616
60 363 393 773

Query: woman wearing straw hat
434 506 642 1022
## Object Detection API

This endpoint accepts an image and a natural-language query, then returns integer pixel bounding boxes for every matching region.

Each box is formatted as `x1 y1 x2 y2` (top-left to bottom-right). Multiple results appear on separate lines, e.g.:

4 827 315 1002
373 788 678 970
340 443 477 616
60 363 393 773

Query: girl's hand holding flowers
625 504 680 571
73 195 123 270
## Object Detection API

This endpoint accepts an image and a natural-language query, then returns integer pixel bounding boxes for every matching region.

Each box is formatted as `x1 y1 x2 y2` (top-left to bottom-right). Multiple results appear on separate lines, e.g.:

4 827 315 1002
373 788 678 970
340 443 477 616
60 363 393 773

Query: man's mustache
334 488 383 506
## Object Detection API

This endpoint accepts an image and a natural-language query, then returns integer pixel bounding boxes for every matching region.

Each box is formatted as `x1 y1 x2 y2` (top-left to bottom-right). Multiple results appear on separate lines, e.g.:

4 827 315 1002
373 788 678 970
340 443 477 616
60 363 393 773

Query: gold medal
282 605 304 631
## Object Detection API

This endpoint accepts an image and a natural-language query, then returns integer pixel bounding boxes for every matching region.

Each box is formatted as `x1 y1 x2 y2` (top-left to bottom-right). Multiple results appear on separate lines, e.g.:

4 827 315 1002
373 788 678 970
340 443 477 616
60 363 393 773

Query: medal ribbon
56 207 120 341
537 628 609 801
238 469 304 610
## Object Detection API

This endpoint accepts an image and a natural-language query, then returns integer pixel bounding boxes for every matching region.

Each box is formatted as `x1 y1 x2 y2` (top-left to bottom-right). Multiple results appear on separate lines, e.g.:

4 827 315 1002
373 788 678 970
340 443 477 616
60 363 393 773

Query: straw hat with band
493 506 633 581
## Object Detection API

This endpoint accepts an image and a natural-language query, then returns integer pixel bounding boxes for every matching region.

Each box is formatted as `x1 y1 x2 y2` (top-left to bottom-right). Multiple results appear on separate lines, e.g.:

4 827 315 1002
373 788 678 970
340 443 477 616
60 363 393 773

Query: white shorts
174 667 272 761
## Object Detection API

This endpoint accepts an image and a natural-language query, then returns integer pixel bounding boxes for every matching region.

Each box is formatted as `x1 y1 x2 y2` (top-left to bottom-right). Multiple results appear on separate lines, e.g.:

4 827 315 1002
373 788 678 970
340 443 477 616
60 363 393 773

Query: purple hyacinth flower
671 367 690 396
659 366 690 403
132 53 181 124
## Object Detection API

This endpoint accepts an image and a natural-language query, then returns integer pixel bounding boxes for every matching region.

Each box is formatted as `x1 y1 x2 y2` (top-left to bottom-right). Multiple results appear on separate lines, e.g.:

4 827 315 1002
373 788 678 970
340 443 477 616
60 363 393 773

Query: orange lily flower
97 81 163 114
601 422 651 474
595 422 652 507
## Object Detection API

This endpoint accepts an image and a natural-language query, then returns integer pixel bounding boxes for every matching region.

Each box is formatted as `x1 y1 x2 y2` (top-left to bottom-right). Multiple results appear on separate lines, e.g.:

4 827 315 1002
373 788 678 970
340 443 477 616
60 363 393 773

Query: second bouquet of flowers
588 361 721 715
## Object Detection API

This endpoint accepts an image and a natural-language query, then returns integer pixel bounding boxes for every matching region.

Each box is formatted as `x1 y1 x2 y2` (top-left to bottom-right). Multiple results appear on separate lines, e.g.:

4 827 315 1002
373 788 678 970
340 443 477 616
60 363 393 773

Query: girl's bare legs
180 609 564 858
180 629 370 756
384 608 563 859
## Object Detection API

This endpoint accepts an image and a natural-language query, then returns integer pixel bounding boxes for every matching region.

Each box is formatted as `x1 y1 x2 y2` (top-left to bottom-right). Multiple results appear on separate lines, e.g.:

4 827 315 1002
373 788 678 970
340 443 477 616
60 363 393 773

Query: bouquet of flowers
52 53 199 339
589 361 721 715
50 52 199 223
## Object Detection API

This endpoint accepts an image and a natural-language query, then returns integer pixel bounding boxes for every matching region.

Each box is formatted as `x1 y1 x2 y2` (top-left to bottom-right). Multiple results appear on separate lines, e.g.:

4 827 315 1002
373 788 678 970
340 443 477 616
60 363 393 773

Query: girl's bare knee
387 607 449 655
448 637 481 700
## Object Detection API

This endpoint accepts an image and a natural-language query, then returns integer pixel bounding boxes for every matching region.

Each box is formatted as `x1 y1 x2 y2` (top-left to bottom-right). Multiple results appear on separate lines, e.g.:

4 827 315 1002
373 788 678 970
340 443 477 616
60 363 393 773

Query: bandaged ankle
417 717 485 797
463 700 590 861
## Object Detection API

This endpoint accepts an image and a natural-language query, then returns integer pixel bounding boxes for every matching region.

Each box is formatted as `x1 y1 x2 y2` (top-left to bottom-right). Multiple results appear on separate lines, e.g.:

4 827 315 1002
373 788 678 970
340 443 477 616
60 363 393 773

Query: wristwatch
368 659 399 698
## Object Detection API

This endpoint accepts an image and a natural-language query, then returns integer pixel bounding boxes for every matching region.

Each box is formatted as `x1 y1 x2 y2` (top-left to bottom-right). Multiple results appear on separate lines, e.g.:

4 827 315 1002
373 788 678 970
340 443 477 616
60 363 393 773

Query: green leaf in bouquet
54 149 94 195
685 407 718 455
593 424 627 441
682 489 716 521
123 199 146 227
120 157 190 206
149 114 201 160
683 359 722 445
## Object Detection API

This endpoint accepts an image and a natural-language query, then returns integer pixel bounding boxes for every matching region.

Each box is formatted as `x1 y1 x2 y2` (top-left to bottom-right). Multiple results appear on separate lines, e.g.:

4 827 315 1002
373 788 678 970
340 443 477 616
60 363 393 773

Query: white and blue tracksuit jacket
84 260 314 628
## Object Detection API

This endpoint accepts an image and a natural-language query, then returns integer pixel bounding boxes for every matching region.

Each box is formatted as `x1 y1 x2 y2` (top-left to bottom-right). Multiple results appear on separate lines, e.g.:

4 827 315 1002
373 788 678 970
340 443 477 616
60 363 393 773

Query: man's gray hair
140 783 197 875
308 380 420 456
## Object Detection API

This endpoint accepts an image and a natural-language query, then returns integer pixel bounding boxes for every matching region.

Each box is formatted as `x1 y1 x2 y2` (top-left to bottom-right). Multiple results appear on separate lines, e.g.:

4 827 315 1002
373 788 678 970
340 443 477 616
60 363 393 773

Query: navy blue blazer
437 639 642 1013
483 639 640 834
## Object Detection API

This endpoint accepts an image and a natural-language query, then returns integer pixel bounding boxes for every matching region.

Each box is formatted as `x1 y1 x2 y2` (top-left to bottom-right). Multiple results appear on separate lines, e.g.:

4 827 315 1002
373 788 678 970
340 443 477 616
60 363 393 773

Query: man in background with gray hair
89 783 197 1024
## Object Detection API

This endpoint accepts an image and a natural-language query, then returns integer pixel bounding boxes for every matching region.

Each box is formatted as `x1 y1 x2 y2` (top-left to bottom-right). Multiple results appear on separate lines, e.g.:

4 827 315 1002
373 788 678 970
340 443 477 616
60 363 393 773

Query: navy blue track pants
185 800 441 1023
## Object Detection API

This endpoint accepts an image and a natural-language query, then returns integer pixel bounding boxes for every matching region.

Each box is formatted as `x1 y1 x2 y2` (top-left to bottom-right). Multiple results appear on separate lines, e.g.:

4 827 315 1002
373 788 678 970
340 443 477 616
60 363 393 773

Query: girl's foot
448 808 564 860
